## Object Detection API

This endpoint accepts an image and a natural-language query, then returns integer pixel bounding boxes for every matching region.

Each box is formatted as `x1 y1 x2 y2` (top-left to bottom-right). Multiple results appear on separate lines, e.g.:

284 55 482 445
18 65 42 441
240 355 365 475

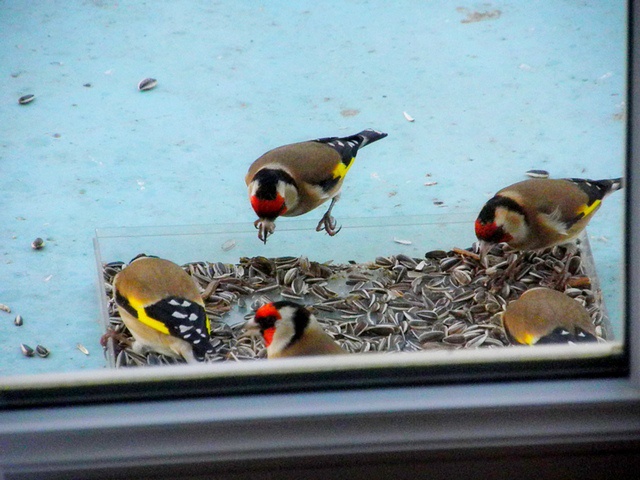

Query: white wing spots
179 325 194 333
189 313 199 321
196 328 202 334
193 339 201 344
184 333 192 338
336 140 344 147
577 331 586 338
172 311 188 319
347 141 355 147
169 299 181 306
181 300 192 307
200 332 208 338
560 329 570 336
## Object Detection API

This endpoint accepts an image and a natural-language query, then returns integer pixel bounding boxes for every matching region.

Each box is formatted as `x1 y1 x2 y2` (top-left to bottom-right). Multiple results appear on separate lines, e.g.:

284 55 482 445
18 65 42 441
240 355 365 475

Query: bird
245 129 388 243
244 300 346 358
501 287 598 345
111 254 214 363
475 177 623 252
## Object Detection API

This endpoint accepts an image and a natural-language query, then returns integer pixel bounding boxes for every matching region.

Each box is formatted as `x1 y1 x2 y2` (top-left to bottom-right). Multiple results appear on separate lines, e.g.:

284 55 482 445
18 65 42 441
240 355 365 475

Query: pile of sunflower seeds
101 242 607 368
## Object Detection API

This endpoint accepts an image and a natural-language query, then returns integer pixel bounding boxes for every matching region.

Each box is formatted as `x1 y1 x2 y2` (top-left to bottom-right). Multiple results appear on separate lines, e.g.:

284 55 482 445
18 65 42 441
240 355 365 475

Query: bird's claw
316 214 342 236
255 219 276 244
100 329 132 352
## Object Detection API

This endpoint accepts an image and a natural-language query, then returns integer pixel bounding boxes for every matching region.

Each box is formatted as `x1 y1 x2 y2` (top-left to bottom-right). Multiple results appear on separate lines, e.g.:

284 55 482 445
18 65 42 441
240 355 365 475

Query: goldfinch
244 301 346 358
475 177 623 251
246 129 388 243
112 255 214 363
501 287 597 345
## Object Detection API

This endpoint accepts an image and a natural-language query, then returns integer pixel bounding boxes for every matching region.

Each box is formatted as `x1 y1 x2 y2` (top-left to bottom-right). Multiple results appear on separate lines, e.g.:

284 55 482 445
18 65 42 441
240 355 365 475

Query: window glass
0 1 627 402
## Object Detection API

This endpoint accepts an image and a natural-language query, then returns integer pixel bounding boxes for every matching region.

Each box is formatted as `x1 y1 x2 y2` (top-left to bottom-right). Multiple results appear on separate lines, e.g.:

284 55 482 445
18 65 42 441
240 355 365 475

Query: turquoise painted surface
0 1 626 375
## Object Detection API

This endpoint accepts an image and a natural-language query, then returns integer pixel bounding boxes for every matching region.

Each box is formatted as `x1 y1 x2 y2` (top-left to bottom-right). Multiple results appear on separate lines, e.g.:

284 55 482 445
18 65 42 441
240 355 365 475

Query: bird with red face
244 301 345 358
246 129 387 243
475 177 623 253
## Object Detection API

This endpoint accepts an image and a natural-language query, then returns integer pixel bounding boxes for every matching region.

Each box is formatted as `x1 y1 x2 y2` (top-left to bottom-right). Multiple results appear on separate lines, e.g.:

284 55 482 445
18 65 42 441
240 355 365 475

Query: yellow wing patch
331 157 355 179
127 295 171 335
576 199 601 218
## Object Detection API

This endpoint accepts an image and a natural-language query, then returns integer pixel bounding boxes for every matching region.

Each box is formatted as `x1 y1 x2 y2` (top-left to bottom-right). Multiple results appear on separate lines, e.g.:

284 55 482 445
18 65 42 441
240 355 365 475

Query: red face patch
262 327 276 347
255 302 280 320
475 219 512 243
250 194 287 218
475 218 496 240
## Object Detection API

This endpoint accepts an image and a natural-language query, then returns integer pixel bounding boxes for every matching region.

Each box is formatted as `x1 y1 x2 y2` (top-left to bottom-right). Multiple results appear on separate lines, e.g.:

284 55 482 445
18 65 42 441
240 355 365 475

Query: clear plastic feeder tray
94 213 613 368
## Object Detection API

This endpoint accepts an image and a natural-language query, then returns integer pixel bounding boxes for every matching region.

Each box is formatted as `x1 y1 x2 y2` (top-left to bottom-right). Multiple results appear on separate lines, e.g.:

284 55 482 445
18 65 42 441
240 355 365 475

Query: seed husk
31 237 45 250
14 315 23 326
35 345 50 358
221 239 237 252
21 343 34 357
525 169 550 178
138 78 158 91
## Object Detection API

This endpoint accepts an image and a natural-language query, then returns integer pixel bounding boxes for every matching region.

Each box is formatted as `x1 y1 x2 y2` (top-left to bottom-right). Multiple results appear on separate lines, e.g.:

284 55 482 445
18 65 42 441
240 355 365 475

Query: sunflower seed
14 315 23 326
466 332 489 348
525 169 550 178
147 353 161 365
21 343 34 357
116 350 128 368
442 333 467 344
33 344 49 357
393 238 412 245
280 290 303 300
31 237 45 250
440 257 461 271
418 330 445 343
425 250 447 260
18 94 35 105
138 78 158 91
291 276 307 295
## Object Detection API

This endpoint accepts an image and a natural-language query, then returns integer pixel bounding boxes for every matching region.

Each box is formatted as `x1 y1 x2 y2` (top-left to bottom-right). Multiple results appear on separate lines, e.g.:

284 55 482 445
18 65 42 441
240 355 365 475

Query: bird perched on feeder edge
111 255 214 363
244 300 346 358
475 177 623 254
246 128 388 243
501 287 598 345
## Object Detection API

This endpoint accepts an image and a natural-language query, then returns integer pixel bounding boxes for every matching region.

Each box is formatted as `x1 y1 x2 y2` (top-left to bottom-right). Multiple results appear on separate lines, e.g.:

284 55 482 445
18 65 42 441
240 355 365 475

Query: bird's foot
100 329 133 352
316 213 342 236
254 219 276 244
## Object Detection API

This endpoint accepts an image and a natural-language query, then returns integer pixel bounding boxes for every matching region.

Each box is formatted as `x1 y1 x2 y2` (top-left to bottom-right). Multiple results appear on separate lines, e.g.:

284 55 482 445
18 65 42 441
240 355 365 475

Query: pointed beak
254 219 276 244
243 317 259 334
477 240 494 267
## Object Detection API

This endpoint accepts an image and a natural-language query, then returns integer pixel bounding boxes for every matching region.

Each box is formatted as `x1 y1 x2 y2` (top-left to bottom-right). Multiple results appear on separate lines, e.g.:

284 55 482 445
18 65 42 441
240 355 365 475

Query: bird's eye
257 315 277 329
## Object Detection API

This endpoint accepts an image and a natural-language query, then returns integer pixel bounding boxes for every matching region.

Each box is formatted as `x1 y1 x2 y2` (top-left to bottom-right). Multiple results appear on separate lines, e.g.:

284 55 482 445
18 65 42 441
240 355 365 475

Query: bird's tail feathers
592 177 624 197
603 177 624 193
567 177 624 200
354 128 388 148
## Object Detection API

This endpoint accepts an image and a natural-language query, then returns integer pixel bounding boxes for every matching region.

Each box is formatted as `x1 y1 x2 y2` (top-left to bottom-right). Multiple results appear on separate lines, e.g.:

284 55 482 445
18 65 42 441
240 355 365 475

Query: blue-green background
0 1 626 375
